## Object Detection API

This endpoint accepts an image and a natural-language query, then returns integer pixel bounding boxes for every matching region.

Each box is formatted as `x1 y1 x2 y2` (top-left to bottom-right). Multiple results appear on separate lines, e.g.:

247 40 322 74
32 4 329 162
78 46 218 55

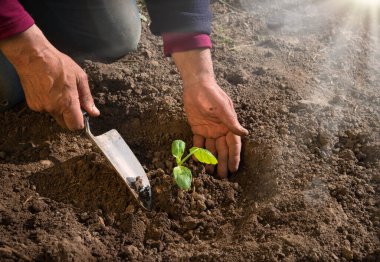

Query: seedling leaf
172 140 185 164
173 166 192 190
190 147 218 165
171 140 218 190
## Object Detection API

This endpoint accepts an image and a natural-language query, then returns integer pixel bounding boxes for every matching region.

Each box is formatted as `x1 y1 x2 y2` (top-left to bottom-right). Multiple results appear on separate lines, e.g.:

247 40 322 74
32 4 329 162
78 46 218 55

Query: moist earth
1 0 380 261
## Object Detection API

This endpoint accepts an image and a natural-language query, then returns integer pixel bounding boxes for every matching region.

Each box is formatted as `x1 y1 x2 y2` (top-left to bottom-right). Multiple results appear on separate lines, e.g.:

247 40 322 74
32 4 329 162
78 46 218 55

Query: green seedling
171 140 218 190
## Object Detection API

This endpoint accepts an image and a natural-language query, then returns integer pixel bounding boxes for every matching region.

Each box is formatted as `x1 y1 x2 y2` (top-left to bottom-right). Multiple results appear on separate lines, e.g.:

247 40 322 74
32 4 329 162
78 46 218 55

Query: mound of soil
1 0 379 261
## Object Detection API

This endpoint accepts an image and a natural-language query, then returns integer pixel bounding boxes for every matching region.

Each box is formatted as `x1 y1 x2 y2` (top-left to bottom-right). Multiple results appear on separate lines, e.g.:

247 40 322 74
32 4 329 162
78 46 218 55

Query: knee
84 0 142 60
0 53 24 112
99 21 141 60
0 78 24 112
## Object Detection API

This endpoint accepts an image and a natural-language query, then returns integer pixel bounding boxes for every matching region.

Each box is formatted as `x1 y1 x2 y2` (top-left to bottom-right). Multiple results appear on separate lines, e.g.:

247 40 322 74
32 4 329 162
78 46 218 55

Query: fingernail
242 127 249 135
92 104 100 115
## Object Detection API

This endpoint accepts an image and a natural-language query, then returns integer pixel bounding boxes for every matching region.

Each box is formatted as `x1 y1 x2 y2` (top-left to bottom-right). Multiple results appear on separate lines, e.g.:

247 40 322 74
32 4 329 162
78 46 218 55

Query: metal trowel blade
93 129 152 210
84 114 151 210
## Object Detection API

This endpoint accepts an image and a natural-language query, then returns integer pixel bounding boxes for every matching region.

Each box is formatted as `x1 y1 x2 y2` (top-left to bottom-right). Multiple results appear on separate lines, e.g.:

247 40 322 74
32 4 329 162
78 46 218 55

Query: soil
1 0 380 261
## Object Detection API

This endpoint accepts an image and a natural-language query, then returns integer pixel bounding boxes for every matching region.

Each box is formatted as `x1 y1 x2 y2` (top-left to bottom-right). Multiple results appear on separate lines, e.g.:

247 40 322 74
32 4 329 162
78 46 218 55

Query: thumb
220 109 249 137
77 73 100 117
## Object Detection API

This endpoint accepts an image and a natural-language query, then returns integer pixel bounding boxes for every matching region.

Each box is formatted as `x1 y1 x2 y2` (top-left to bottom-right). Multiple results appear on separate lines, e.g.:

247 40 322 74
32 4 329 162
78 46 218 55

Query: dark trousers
0 0 141 111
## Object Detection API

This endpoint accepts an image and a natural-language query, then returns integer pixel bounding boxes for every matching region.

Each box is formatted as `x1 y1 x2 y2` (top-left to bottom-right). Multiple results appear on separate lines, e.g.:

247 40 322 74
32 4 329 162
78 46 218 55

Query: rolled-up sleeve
162 32 212 56
0 0 34 40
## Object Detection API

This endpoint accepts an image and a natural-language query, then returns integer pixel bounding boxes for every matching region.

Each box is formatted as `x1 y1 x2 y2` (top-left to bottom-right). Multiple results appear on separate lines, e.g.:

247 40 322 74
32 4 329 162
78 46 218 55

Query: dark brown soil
1 0 379 261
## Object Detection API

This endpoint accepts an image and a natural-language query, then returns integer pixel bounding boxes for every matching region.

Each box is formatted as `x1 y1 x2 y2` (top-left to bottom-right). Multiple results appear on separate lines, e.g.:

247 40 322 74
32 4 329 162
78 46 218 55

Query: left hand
172 48 248 178
183 80 248 178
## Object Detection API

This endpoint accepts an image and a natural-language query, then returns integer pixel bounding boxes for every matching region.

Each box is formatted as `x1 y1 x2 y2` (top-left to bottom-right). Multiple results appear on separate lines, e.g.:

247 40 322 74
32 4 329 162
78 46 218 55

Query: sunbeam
353 0 380 7
239 0 379 118
238 0 380 160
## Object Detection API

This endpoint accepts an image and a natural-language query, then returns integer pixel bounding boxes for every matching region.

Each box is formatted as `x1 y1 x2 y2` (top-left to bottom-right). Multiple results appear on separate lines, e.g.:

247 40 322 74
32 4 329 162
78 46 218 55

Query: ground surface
1 0 380 261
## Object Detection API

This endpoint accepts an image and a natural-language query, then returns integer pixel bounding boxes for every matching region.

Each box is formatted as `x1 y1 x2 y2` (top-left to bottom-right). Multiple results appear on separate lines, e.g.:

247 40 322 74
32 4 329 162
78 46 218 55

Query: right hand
0 25 100 130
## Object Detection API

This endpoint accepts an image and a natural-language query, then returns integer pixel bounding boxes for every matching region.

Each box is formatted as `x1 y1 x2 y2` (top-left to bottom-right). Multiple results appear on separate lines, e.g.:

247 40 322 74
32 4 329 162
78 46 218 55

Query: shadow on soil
30 139 280 215
29 153 134 214
233 140 280 202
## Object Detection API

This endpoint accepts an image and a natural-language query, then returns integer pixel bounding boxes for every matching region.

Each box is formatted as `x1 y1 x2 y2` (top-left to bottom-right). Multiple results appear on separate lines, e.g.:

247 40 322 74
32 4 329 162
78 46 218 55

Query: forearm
0 25 53 68
172 48 216 87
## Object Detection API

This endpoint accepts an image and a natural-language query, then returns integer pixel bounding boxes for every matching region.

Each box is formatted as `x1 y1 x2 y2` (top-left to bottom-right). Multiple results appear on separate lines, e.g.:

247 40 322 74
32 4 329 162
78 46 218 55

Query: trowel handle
82 110 92 136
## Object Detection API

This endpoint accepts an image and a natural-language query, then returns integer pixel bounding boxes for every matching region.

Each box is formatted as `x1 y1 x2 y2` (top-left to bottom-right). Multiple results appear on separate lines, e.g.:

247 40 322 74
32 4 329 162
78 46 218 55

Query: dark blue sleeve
145 0 212 35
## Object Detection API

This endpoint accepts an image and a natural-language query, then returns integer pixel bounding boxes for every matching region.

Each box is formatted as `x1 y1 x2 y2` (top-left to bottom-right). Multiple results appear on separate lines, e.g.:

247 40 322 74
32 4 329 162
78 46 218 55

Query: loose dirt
1 0 379 261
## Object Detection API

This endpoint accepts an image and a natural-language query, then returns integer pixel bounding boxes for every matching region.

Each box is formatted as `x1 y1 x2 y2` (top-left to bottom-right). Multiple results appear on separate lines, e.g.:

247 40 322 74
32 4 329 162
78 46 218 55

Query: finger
191 125 228 139
61 96 84 130
51 112 67 129
216 136 228 178
77 73 100 117
192 135 205 161
205 138 217 174
220 111 248 137
219 100 249 137
226 132 241 173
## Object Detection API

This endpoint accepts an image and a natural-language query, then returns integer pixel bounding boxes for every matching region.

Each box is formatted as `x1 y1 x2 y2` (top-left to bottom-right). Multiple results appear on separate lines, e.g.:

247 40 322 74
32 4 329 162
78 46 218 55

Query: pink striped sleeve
162 33 212 56
0 0 34 40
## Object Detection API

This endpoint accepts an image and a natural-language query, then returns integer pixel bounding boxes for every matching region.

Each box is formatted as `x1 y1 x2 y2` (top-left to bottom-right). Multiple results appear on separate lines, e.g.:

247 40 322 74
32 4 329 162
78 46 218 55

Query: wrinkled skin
173 49 248 178
183 81 247 178
0 25 99 130
0 25 248 177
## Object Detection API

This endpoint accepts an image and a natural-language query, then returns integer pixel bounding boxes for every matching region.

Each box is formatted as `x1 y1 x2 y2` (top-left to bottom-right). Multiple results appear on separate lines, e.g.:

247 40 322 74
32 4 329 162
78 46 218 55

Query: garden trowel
83 112 151 210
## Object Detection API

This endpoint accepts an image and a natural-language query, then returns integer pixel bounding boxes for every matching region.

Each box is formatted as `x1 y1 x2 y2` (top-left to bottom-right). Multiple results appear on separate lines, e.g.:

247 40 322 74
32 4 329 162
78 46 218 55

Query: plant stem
179 148 200 166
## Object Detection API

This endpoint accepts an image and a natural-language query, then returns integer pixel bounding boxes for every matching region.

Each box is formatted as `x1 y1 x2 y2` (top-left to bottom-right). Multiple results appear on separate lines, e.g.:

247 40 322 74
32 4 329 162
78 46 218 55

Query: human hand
0 25 99 130
172 48 248 177
183 81 248 178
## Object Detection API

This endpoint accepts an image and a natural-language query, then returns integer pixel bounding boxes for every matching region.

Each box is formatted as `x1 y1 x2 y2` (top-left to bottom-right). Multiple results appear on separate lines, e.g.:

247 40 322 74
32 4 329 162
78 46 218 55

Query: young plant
171 140 218 190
